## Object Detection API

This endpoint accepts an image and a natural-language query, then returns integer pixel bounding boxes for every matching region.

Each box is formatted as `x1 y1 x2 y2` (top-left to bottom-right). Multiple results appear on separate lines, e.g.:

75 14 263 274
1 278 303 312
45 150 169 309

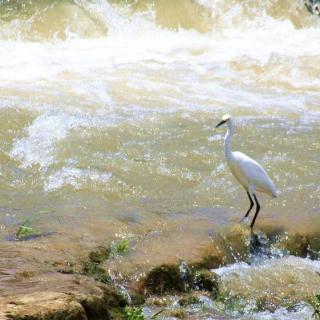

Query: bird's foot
239 216 249 224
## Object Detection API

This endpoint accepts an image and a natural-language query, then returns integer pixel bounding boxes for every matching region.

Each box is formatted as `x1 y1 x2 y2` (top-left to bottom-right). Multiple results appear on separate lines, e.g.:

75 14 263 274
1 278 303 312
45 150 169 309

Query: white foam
214 255 320 277
44 166 112 191
253 304 313 320
9 108 122 169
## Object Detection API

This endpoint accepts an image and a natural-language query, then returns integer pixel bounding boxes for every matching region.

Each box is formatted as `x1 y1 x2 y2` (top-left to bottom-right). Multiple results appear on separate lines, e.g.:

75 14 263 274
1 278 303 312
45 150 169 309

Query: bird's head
215 114 231 128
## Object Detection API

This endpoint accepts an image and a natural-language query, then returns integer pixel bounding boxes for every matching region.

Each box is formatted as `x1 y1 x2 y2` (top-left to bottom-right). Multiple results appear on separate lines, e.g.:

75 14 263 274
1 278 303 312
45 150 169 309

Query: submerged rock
144 264 185 295
143 259 221 298
273 233 309 257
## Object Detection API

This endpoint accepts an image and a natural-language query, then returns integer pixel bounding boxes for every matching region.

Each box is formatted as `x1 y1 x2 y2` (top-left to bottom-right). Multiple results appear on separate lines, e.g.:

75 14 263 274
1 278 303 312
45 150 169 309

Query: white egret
215 115 278 229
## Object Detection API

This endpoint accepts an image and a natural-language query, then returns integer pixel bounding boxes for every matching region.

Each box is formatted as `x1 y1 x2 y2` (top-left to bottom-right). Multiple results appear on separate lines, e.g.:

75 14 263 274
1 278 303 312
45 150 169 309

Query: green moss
124 306 145 320
88 245 110 263
82 261 111 284
113 239 130 255
15 214 43 241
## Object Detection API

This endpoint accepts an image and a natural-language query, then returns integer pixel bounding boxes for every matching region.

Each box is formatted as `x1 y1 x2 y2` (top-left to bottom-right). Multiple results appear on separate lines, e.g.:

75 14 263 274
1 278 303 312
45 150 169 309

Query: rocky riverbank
1 219 320 319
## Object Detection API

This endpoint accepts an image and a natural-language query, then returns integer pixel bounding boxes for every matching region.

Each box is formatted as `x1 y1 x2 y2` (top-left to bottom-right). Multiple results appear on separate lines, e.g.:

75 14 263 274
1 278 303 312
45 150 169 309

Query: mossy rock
77 284 127 320
82 261 111 284
144 264 185 295
273 233 309 257
193 270 219 298
88 246 111 264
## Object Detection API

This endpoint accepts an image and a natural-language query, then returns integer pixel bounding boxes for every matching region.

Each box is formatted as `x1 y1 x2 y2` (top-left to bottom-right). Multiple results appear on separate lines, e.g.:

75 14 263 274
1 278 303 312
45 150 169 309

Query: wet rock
0 292 87 320
193 270 219 297
77 284 126 320
273 233 309 257
224 224 252 261
0 280 126 320
144 264 185 295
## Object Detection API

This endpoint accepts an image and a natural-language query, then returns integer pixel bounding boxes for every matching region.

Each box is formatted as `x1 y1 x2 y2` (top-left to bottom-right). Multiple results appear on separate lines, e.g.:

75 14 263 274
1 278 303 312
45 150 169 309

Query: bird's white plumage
227 151 278 197
219 115 278 198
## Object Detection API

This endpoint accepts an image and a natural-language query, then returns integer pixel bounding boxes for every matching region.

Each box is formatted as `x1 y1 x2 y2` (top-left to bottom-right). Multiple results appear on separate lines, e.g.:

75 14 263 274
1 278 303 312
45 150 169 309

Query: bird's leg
250 194 261 230
240 191 254 222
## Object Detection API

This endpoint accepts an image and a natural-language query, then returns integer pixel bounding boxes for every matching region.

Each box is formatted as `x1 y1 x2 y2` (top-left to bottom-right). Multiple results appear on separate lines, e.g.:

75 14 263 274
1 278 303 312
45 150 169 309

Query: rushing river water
0 0 320 319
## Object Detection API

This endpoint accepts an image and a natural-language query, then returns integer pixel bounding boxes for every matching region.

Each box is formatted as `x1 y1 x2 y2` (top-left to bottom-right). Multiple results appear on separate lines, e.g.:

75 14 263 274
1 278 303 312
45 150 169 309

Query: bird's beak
215 120 227 128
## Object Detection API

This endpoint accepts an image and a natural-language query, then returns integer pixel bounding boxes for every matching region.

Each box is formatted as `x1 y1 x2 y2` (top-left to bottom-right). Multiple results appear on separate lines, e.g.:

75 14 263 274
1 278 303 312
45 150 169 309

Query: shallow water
0 0 320 317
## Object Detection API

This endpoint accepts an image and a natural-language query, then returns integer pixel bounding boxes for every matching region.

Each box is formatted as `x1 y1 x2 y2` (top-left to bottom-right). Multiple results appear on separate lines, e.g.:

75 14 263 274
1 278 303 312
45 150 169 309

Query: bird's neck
224 120 234 161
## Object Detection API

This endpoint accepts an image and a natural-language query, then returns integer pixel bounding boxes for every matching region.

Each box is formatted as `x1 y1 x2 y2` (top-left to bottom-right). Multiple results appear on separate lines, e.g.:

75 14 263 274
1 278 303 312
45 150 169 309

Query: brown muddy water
0 0 320 319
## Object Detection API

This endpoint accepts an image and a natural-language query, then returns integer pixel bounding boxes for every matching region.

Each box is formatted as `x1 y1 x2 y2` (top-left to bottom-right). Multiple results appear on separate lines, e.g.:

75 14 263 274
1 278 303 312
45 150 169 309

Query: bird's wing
232 151 278 197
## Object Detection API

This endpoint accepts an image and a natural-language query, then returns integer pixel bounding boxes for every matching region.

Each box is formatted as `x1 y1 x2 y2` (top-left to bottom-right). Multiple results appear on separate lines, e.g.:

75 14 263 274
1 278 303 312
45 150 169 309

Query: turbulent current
0 0 320 319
